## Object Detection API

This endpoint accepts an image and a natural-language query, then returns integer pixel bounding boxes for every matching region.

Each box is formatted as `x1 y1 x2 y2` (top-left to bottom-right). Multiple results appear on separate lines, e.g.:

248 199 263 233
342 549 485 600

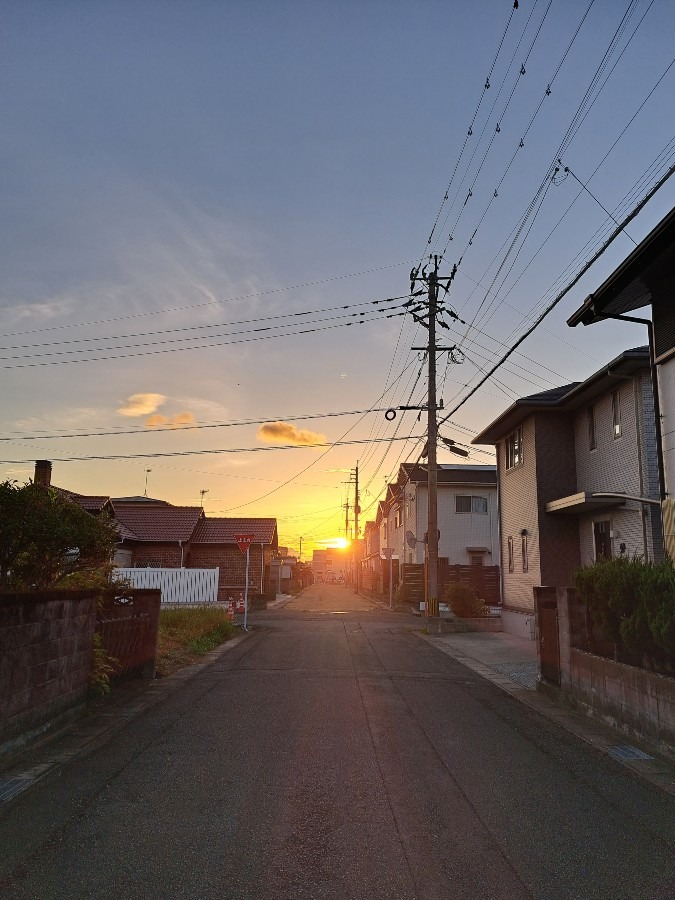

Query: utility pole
405 255 463 618
354 462 360 594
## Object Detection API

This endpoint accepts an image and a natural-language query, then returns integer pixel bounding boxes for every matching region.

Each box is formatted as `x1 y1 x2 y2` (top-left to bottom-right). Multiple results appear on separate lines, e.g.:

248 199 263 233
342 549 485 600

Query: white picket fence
114 567 220 605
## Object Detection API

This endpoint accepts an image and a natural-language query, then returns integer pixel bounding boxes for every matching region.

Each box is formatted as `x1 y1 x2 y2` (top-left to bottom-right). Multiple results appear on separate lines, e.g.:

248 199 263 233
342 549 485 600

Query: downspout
633 377 650 561
179 540 184 568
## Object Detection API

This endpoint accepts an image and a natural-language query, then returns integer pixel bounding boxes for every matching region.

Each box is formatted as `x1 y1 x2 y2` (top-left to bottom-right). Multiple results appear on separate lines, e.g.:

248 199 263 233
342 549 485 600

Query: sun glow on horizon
317 537 350 549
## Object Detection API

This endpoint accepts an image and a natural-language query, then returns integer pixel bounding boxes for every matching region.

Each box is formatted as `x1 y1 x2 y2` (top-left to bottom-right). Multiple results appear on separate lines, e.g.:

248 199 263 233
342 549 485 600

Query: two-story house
370 463 499 603
473 347 663 638
568 204 675 560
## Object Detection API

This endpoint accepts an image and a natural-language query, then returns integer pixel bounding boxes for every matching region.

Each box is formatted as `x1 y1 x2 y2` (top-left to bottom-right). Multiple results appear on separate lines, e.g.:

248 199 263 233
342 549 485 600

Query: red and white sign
234 533 255 555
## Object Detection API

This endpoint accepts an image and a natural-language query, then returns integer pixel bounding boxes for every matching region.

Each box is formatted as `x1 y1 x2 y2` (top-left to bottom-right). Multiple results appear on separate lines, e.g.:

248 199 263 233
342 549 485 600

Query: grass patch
157 606 236 676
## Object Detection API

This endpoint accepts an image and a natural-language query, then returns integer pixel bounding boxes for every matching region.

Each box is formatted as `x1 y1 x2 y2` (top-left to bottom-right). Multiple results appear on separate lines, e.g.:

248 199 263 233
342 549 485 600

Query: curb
418 632 675 798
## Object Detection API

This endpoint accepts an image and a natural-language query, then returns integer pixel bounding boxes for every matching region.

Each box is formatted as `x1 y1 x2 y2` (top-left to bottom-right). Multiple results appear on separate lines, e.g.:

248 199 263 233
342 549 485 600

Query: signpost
234 534 255 631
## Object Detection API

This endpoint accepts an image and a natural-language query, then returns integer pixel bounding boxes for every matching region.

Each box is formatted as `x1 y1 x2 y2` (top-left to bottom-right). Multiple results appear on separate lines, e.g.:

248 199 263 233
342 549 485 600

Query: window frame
612 390 622 439
587 404 597 450
505 427 523 470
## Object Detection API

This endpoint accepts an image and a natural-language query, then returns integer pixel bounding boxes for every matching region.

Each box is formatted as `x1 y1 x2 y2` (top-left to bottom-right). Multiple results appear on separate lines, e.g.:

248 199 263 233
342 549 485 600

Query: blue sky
2 0 674 553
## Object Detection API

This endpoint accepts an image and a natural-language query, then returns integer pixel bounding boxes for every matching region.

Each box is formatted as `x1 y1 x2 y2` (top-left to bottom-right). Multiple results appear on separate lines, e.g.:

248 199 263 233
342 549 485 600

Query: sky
2 0 674 556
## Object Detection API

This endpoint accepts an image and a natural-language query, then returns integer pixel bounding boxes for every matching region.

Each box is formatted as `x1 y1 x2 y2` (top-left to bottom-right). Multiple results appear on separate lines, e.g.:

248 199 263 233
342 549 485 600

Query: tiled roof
191 518 278 545
52 487 112 513
112 503 204 542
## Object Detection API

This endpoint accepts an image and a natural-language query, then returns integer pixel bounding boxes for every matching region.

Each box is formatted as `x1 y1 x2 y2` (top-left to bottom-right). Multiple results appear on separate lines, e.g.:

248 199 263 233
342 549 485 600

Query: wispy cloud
257 421 326 446
117 393 167 417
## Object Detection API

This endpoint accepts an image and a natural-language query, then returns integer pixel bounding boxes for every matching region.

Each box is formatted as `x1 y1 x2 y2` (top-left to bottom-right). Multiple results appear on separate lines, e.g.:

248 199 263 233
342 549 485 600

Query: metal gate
538 600 561 685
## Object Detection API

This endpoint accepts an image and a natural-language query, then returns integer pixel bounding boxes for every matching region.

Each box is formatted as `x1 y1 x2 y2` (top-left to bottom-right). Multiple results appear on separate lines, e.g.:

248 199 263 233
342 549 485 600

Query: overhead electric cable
438 162 675 428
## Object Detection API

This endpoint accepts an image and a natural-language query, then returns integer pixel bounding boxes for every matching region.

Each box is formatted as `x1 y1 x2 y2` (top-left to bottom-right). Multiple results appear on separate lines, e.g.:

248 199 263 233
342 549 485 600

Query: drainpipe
178 540 184 568
633 377 650 561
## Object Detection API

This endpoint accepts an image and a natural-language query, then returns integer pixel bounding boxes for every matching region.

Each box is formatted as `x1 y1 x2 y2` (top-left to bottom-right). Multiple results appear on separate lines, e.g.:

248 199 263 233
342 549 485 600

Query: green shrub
444 582 488 617
574 556 674 672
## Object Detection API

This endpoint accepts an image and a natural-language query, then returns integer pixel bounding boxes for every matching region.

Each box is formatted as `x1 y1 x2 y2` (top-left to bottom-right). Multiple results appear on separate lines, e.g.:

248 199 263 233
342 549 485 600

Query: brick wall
130 543 184 568
0 590 97 761
189 543 268 600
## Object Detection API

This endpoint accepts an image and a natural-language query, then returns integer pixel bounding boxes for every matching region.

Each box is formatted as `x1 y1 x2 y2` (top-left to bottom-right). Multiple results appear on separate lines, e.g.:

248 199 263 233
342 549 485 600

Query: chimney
34 460 52 487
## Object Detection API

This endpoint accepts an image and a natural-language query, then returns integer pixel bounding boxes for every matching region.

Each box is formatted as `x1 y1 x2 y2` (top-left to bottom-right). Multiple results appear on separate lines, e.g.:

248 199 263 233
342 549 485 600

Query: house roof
398 462 497 486
111 496 172 505
567 205 675 326
112 503 204 542
191 517 278 545
53 487 113 514
473 347 649 444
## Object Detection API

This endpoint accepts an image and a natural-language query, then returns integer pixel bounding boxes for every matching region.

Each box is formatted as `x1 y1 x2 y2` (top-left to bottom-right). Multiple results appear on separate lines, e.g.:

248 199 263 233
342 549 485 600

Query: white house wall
404 483 498 566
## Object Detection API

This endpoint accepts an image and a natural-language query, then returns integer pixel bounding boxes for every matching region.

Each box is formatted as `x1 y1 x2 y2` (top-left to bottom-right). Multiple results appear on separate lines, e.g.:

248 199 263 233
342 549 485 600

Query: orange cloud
172 412 196 426
257 421 326 446
146 412 196 427
117 393 167 417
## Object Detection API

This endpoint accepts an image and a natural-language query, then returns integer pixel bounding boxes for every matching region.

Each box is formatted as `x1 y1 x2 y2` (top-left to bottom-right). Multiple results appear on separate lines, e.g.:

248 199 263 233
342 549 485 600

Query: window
588 404 596 450
394 506 402 529
505 427 523 469
612 390 621 438
521 534 528 572
472 496 488 514
470 554 483 566
455 495 488 514
507 536 514 573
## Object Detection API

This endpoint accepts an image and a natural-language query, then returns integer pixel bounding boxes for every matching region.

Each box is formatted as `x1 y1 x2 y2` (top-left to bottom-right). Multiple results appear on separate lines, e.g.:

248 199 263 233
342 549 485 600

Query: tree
0 481 117 591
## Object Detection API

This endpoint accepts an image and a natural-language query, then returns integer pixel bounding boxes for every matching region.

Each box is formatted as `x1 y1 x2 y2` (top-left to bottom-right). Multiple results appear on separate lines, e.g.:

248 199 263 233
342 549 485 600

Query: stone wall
0 590 97 762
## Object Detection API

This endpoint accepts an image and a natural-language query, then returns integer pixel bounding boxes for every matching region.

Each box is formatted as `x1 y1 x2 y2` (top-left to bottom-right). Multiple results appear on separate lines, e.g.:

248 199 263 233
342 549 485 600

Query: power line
0 295 407 353
0 260 414 339
0 310 406 370
438 162 675 428
0 433 425 466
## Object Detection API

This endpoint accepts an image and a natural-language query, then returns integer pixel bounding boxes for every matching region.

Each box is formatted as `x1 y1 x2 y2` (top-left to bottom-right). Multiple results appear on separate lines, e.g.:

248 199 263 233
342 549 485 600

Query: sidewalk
419 627 675 796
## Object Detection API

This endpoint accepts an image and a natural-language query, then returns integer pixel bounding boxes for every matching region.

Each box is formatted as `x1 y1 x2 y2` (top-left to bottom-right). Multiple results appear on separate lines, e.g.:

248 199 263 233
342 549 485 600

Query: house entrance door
593 520 611 559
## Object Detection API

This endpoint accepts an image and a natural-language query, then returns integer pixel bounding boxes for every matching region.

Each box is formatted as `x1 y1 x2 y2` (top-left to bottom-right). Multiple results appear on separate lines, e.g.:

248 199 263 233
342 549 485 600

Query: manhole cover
606 745 653 761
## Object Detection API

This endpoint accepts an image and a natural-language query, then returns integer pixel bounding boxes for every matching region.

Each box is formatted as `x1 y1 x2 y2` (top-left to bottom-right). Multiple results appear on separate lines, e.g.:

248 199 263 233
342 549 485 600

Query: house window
612 391 621 438
470 554 483 566
594 520 611 559
455 495 488 514
472 496 488 514
507 536 514 573
521 534 528 572
588 404 596 450
505 427 523 469
394 506 402 529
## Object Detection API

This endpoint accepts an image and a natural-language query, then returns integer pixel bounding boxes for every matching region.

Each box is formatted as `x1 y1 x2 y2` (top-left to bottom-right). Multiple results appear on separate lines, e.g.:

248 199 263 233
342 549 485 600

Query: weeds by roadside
156 606 236 676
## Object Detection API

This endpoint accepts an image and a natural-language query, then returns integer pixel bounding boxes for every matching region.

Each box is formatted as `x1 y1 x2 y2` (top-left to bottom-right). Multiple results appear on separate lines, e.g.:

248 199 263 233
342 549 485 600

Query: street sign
234 533 255 555
381 547 394 559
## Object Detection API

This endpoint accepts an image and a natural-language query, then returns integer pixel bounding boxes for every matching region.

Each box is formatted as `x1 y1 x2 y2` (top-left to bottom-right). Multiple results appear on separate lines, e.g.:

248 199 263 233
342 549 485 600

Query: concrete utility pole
354 462 360 594
406 255 463 618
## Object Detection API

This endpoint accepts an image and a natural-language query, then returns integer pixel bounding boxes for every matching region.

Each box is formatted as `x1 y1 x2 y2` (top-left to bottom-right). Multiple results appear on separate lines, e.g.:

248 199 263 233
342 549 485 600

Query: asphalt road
1 583 673 899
